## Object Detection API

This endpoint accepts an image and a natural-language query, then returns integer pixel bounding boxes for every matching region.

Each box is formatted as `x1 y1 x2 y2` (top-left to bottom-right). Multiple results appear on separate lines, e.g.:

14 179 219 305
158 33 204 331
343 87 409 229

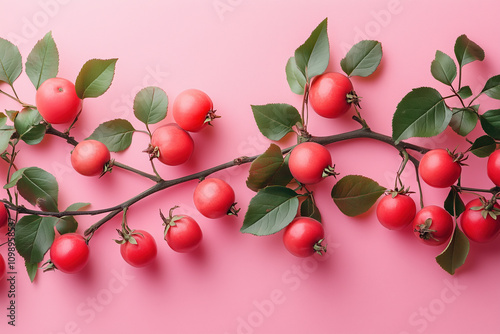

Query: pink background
0 0 499 333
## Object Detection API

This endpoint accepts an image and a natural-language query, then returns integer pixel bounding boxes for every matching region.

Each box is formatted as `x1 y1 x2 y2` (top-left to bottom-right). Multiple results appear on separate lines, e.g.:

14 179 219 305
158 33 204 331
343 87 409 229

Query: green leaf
436 223 470 275
246 144 293 192
251 104 301 141
25 31 59 89
241 186 299 236
392 87 452 144
0 114 15 154
457 86 473 99
14 108 46 145
444 188 466 218
430 50 456 86
56 202 90 235
449 107 478 136
25 261 38 283
468 135 496 158
0 37 22 86
454 34 484 68
340 40 382 77
300 195 322 222
15 215 57 263
480 75 500 100
294 18 329 79
87 119 135 152
285 57 307 95
10 167 58 212
75 58 117 99
133 86 168 125
480 109 500 139
331 175 386 217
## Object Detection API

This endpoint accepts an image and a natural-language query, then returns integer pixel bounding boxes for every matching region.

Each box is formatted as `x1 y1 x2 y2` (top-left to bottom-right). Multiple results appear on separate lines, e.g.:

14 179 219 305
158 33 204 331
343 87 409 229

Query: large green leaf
430 50 456 86
87 119 135 152
480 75 500 100
7 167 58 212
14 108 46 145
436 223 470 275
392 87 452 144
25 31 59 89
251 104 302 141
75 58 117 99
241 186 299 236
285 57 307 95
246 144 293 192
449 107 478 136
0 37 22 85
25 261 38 283
480 109 500 139
468 135 496 158
454 34 484 68
294 18 329 79
331 175 386 217
133 86 168 125
15 215 58 263
340 40 382 77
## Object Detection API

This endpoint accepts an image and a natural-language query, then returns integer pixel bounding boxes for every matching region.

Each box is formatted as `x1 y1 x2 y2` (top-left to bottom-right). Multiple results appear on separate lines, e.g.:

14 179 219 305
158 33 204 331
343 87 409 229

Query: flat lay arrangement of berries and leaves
1 18 500 283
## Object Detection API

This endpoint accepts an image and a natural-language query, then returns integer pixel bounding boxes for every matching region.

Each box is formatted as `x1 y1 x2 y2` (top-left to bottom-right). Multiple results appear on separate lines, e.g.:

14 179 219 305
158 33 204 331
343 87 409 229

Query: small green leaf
15 215 57 263
457 86 473 99
285 57 307 95
14 108 46 145
480 75 500 100
449 107 478 136
331 175 386 217
444 188 466 218
25 261 38 283
246 144 293 192
480 109 500 139
0 37 22 86
241 186 299 236
294 18 329 80
133 86 168 125
392 87 452 144
25 31 59 89
430 50 457 86
0 121 15 155
436 223 470 275
87 119 135 152
454 34 484 68
340 40 382 77
468 135 496 158
75 58 117 99
10 167 59 212
251 104 301 141
55 202 90 235
300 195 322 222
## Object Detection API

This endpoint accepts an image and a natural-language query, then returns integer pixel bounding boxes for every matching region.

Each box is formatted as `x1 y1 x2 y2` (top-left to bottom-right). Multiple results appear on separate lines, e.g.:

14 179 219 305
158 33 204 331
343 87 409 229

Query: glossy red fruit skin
71 140 111 176
289 142 332 185
412 205 454 246
172 89 214 132
36 77 82 124
50 233 89 274
120 230 157 267
419 149 461 188
283 217 325 257
487 150 500 187
165 215 203 253
0 254 6 280
0 203 8 228
309 72 353 118
461 199 500 243
376 194 416 230
151 123 194 166
193 178 235 219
